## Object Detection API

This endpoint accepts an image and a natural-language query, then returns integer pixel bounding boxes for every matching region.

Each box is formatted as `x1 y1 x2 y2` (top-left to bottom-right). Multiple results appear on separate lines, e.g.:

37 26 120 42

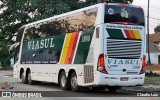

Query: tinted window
104 5 145 26
21 49 61 64
16 27 25 43
24 7 98 41
21 7 98 64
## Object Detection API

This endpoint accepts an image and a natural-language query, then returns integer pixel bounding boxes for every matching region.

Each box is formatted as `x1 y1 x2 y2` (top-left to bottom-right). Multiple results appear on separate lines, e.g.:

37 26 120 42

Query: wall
154 53 160 65
146 53 160 65
146 53 155 64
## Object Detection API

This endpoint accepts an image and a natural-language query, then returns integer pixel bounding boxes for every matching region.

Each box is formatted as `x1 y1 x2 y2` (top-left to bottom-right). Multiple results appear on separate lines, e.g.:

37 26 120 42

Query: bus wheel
59 71 68 90
21 71 27 84
70 72 79 92
108 86 121 92
27 70 35 85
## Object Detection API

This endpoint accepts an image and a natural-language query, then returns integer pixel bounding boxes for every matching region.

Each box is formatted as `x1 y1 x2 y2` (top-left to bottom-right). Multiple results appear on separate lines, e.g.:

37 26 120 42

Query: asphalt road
0 71 159 100
0 76 136 95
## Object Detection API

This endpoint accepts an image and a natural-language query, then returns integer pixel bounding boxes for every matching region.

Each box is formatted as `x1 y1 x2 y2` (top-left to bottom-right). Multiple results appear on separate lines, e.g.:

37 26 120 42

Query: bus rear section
96 4 146 86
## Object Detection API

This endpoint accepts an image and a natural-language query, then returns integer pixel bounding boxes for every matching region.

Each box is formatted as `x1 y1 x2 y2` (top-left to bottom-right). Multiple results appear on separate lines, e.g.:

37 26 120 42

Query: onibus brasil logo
1 82 14 90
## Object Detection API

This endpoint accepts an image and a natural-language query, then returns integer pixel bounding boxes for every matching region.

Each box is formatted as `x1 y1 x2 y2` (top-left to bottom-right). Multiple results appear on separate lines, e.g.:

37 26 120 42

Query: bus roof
25 3 101 28
24 3 143 28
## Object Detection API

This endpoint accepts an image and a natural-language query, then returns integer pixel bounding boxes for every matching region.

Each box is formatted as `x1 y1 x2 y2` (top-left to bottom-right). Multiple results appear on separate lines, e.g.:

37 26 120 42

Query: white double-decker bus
11 3 146 92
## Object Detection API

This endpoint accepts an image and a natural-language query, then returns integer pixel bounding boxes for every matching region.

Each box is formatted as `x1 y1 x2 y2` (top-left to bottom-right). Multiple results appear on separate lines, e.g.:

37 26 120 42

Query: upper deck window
104 5 145 26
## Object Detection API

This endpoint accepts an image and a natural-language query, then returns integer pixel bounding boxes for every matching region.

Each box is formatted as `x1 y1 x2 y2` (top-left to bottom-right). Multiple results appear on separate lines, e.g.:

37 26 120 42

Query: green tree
0 0 71 42
0 32 10 67
154 25 160 33
0 0 133 41
0 30 11 68
0 0 85 66
0 0 133 67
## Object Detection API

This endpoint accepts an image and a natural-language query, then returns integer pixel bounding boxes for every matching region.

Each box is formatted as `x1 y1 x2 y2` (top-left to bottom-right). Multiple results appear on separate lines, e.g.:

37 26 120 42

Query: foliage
0 0 133 42
154 25 160 33
0 0 133 66
0 38 10 67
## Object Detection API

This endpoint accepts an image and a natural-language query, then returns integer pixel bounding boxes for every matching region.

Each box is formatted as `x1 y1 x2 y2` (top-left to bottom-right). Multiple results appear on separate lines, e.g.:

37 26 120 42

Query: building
146 32 160 65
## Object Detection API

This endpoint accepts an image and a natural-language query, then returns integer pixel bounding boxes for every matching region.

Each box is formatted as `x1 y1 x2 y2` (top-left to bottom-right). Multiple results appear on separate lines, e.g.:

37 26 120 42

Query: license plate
120 77 129 81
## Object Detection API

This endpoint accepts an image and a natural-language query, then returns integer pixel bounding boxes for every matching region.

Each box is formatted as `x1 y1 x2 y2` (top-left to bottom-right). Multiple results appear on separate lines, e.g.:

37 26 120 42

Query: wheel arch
20 68 24 79
67 69 76 82
26 68 30 77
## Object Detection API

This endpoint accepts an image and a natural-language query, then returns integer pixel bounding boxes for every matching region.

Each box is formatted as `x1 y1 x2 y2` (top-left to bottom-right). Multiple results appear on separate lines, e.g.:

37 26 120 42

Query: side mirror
9 42 20 56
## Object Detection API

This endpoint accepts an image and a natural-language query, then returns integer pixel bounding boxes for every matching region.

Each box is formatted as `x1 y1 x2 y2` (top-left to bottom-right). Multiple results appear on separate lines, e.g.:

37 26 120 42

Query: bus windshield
104 5 145 26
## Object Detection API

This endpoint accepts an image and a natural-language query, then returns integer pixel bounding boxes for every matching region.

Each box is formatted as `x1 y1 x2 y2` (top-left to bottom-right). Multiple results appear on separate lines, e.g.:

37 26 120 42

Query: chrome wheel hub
61 75 66 87
71 77 77 88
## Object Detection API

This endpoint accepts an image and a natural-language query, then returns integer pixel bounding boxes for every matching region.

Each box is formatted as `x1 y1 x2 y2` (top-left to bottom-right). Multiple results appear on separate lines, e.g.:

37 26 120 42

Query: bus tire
27 70 35 85
108 86 121 92
21 71 27 84
59 71 68 90
70 72 80 92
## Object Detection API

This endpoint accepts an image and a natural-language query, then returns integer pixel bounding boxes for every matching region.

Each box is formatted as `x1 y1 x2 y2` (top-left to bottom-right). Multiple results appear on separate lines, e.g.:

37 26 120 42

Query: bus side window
15 27 25 62
56 50 61 62
48 49 53 54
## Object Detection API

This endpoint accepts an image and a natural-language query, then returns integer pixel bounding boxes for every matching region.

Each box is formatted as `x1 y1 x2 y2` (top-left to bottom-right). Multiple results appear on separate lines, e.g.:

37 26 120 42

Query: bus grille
107 39 142 59
84 65 94 83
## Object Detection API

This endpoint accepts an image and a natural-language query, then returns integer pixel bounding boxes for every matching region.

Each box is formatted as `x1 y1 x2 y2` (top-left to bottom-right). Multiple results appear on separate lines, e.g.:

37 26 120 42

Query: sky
0 0 160 34
133 0 160 34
